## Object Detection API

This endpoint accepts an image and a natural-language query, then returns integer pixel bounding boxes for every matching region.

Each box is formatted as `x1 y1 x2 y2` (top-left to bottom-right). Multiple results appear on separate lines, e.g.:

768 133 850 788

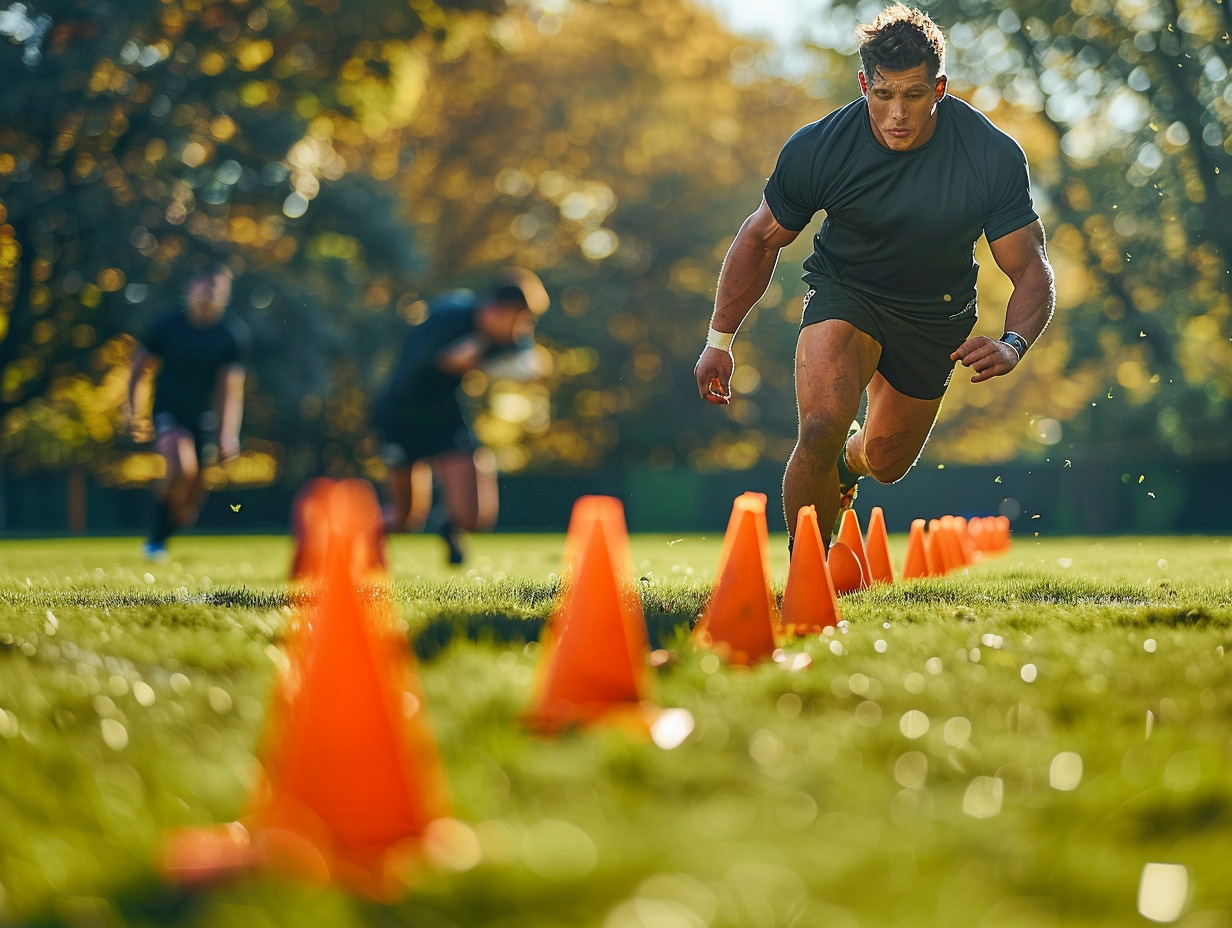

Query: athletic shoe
834 419 862 533
143 541 169 563
437 522 465 565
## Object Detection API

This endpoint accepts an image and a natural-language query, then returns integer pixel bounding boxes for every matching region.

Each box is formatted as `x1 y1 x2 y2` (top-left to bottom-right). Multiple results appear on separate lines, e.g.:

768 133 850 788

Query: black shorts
799 277 978 400
153 410 213 459
379 421 479 468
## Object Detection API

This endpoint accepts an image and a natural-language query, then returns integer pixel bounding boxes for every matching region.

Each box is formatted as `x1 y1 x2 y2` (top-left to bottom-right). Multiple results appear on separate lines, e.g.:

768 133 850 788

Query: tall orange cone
901 518 930 580
162 478 449 899
836 508 872 589
938 516 969 571
527 496 654 731
693 492 780 665
782 505 841 634
865 506 894 584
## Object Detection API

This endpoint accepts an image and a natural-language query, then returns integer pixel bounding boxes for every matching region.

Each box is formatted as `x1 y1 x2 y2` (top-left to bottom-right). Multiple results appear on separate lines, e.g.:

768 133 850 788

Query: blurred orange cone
938 516 968 571
836 508 871 589
289 477 386 582
865 506 894 584
693 492 780 665
528 496 654 731
162 478 448 900
926 520 949 575
901 519 930 580
827 542 865 595
782 505 842 635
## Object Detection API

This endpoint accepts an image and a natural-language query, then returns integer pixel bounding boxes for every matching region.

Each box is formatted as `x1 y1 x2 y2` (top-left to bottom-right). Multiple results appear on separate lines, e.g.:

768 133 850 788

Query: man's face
186 271 232 325
859 63 947 152
479 303 536 344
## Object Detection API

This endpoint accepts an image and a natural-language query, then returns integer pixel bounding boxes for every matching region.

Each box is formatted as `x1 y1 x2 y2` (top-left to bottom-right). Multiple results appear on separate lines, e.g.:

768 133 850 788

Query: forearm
710 217 784 334
218 368 245 441
1002 260 1054 347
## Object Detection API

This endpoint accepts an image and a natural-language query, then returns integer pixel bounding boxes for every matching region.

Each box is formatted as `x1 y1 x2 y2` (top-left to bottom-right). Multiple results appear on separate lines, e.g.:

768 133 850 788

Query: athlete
372 268 550 564
693 3 1055 548
126 260 249 560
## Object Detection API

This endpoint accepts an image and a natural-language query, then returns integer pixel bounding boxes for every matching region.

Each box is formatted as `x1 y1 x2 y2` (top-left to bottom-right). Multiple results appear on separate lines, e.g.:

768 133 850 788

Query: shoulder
781 99 868 153
942 96 1028 162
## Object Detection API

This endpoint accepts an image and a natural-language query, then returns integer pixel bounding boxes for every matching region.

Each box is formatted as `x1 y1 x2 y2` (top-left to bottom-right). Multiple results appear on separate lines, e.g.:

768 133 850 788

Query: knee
864 440 917 485
796 414 848 460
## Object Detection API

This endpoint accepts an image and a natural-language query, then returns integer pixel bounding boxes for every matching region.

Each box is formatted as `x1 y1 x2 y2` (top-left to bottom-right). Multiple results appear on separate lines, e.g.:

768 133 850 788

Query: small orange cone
827 542 865 595
836 508 871 589
865 506 894 584
926 520 950 575
781 505 842 634
693 492 780 665
527 496 655 731
938 516 969 571
901 519 930 580
162 479 448 900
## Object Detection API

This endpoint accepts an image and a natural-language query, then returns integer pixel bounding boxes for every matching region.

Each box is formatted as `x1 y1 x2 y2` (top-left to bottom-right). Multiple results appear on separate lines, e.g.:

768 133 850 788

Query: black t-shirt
142 307 249 428
764 95 1038 310
372 290 532 435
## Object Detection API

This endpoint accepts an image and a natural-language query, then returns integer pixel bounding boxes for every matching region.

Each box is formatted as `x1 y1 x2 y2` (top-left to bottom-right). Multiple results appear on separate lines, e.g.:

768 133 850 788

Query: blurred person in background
126 260 249 561
373 268 550 564
693 2 1054 550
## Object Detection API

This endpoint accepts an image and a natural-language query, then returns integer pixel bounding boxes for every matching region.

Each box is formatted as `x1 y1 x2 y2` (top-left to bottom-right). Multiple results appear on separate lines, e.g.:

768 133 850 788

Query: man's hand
951 336 1019 383
694 346 734 405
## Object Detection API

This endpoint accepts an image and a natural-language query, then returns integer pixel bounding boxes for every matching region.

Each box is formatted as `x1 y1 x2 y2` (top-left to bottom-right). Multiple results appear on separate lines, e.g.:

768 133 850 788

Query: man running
694 2 1054 547
127 260 248 560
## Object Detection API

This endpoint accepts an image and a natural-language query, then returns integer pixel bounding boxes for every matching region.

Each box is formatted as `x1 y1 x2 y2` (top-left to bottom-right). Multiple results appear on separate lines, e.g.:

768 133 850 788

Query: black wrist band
999 331 1029 360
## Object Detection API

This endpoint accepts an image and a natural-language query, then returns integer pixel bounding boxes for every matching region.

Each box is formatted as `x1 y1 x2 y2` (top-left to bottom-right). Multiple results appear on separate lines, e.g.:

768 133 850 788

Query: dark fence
2 458 1229 538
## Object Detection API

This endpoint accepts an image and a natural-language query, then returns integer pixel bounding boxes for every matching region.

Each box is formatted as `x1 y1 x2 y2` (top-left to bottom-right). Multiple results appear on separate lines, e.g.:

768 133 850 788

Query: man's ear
934 74 948 102
858 70 869 95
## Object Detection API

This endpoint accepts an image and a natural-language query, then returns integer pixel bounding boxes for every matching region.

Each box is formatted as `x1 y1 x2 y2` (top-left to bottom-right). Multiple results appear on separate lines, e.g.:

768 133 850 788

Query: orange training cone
926 520 949 575
865 506 894 585
827 542 865 595
693 492 780 665
781 505 841 635
289 477 386 582
162 478 449 900
528 496 654 732
836 508 871 589
901 518 930 580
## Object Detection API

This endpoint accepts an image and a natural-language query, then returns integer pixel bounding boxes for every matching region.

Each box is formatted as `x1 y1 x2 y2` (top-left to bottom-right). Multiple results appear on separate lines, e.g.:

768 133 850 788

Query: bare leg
384 460 433 533
150 428 201 546
432 447 498 533
847 372 945 483
782 320 885 545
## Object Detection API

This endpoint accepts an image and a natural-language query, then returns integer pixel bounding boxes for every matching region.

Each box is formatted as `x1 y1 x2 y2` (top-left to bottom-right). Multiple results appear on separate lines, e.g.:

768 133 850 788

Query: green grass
1 532 1231 928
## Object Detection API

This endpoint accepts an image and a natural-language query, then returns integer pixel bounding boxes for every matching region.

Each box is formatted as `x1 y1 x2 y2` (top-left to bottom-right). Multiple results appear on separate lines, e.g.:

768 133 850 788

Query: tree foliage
0 0 504 480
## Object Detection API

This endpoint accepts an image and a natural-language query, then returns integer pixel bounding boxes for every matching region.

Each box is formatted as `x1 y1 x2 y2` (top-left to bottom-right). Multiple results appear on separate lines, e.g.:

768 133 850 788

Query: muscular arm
125 343 156 442
951 219 1055 383
216 364 245 461
695 198 801 404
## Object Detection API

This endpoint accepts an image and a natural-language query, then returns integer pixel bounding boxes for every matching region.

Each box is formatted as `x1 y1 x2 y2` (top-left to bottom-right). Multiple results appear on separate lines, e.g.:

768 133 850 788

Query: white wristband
706 327 735 351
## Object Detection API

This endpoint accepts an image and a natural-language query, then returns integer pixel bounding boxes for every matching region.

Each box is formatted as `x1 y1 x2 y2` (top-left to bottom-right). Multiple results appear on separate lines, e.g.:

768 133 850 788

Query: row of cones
160 482 1010 900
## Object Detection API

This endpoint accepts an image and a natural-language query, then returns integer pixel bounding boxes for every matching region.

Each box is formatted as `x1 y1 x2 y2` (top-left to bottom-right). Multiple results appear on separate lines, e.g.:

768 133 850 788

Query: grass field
1 530 1231 928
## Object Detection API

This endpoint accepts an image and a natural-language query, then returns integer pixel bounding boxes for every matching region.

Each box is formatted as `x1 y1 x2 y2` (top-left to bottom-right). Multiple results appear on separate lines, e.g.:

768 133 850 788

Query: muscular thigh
794 319 881 426
863 372 945 478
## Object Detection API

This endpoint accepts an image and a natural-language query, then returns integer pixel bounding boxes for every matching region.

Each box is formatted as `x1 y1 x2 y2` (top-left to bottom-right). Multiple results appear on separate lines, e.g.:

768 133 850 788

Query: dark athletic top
764 94 1038 311
372 290 532 438
142 306 248 428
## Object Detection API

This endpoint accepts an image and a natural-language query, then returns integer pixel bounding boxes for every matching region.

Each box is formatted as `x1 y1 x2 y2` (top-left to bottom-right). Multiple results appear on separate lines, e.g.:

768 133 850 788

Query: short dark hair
856 4 946 81
487 267 550 316
187 257 233 283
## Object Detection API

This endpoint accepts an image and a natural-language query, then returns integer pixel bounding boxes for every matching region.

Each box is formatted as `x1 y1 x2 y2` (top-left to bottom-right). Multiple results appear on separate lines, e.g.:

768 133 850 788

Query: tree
386 0 825 475
0 0 505 483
